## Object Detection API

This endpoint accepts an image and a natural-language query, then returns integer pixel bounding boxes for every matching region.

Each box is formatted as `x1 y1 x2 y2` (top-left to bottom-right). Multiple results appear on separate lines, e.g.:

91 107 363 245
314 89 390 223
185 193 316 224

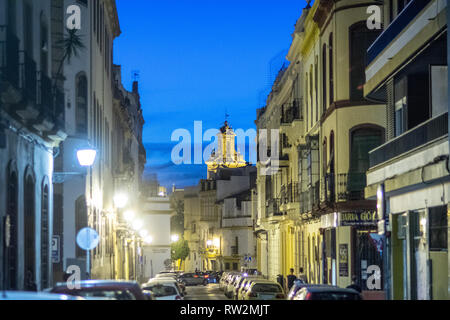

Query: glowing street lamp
113 193 128 209
139 230 149 238
206 240 213 247
213 238 220 248
132 219 143 231
123 210 135 222
76 148 97 167
144 236 153 244
171 234 179 243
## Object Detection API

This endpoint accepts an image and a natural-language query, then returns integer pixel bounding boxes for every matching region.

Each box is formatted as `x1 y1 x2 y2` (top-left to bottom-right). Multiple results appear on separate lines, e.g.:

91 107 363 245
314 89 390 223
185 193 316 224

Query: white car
0 291 85 300
242 280 285 300
142 280 184 300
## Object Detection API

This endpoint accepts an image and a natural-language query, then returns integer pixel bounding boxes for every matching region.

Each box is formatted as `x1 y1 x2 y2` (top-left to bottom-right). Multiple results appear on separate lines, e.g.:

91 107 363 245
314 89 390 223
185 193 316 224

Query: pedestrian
298 267 308 284
347 275 362 293
287 268 297 290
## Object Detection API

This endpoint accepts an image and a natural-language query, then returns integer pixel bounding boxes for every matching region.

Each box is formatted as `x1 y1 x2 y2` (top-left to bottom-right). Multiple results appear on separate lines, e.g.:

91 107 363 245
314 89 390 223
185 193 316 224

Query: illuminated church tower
205 121 247 178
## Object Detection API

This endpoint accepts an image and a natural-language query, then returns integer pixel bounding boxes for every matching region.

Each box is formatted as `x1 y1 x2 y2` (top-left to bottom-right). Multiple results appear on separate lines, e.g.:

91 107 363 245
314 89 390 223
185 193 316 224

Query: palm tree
52 28 85 107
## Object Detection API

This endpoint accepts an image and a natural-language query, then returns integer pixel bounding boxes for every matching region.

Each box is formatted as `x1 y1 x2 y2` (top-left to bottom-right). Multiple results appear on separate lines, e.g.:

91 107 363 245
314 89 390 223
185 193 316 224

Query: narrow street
184 284 230 301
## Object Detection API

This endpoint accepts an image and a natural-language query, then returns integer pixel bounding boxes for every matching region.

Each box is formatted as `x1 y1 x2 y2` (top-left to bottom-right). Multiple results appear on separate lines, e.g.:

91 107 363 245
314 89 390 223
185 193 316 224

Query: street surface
184 284 230 300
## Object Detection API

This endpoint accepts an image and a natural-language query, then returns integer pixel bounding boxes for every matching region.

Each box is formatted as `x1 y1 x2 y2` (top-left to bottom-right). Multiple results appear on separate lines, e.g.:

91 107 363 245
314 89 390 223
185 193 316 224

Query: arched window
349 22 382 101
322 44 327 114
6 162 18 290
348 126 384 197
76 73 88 134
41 181 49 289
24 168 36 291
329 33 334 104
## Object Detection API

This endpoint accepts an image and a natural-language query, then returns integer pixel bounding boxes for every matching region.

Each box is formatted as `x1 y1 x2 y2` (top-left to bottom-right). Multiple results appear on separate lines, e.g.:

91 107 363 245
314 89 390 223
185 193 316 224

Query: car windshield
252 284 282 293
144 285 177 297
73 289 136 300
312 292 360 300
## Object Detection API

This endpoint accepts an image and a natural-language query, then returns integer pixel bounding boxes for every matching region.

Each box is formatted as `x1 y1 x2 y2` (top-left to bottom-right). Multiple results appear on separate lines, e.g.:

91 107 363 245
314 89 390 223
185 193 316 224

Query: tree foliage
171 239 190 262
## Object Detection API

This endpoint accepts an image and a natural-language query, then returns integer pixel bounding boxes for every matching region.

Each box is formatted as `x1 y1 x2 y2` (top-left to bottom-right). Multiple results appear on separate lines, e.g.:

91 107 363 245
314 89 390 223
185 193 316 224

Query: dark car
50 280 147 300
287 281 335 300
178 272 207 286
293 286 362 300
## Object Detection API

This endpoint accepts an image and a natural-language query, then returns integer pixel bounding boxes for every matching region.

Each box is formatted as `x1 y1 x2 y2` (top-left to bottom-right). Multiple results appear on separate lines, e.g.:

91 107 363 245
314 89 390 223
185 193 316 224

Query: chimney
132 80 139 94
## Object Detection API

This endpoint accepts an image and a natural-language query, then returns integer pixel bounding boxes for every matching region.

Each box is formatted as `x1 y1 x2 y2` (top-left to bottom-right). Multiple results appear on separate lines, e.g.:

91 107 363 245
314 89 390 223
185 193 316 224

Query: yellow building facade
256 0 387 293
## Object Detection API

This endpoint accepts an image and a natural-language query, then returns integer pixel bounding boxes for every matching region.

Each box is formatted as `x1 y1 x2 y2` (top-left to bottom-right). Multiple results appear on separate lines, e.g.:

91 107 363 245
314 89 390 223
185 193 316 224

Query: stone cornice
104 0 121 38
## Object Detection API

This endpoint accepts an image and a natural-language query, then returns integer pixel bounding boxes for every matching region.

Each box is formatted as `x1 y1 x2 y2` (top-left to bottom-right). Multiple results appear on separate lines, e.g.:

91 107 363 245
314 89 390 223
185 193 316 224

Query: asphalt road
184 284 231 300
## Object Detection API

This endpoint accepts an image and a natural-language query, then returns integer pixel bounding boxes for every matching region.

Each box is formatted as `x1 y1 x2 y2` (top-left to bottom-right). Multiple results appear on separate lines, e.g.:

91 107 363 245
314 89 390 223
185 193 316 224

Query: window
315 56 318 122
40 13 48 76
329 33 334 104
429 206 447 251
395 98 406 137
24 169 36 291
7 0 17 34
350 127 383 174
6 164 18 290
309 65 313 128
349 22 381 101
41 183 49 289
322 44 327 114
232 263 238 271
76 74 88 135
24 2 33 54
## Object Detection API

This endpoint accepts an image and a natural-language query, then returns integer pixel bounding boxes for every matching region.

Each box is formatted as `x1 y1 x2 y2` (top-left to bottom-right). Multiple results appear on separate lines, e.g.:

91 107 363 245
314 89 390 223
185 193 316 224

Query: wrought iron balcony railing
37 72 65 128
281 99 303 124
280 183 300 205
266 198 283 217
19 50 37 103
300 181 320 214
321 173 367 203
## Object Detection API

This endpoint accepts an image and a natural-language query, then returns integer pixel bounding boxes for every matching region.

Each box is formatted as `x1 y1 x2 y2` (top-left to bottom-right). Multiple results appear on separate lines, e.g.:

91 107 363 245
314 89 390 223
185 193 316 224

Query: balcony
281 100 303 125
367 0 432 65
266 198 283 217
369 113 448 168
0 25 20 94
300 181 320 214
321 173 367 203
32 73 62 129
280 183 300 205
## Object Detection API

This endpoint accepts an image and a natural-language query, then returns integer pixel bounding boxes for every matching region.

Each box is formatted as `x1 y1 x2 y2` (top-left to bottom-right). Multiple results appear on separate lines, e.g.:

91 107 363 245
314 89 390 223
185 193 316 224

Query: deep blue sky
114 0 307 189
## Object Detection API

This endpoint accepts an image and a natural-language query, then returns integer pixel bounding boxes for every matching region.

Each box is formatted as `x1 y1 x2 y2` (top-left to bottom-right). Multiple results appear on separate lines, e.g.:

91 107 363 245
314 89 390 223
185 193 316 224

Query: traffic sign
76 227 99 251
52 235 60 263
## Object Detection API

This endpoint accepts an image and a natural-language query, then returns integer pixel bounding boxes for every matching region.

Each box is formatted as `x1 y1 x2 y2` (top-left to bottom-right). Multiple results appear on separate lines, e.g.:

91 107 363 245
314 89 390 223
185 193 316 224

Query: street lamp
132 219 143 231
123 210 135 222
76 148 97 167
206 240 213 247
113 193 128 209
171 234 179 243
139 229 148 238
144 236 153 244
53 145 97 184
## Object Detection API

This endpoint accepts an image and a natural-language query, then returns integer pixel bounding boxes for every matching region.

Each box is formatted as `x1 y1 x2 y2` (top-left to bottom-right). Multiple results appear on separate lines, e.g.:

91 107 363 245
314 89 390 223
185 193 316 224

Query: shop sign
339 211 377 226
339 244 349 277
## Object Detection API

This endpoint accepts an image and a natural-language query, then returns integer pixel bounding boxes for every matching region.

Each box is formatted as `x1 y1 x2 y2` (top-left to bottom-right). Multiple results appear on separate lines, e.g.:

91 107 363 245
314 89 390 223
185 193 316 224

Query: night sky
114 0 307 190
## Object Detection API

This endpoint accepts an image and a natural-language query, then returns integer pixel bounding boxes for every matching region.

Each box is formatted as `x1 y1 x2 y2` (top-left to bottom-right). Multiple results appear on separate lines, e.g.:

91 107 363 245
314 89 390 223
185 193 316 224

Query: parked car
237 276 263 300
147 277 186 295
0 291 85 300
219 272 230 291
141 280 184 300
224 274 241 298
286 281 334 300
50 280 147 300
293 286 362 300
242 280 285 300
204 271 220 283
178 272 207 286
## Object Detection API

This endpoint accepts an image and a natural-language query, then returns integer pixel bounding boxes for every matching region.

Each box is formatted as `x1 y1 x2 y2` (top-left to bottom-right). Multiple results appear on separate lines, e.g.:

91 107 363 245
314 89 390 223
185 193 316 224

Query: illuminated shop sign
339 211 378 227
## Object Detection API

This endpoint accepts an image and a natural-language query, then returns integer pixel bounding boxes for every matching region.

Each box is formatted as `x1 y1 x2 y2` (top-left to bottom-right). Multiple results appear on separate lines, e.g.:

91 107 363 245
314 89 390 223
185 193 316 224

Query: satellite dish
76 227 100 251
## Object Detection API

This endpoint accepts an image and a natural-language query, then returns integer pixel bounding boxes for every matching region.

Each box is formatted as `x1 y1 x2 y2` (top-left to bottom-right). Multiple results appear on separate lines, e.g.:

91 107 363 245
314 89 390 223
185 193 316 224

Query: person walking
298 267 308 284
287 268 297 290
